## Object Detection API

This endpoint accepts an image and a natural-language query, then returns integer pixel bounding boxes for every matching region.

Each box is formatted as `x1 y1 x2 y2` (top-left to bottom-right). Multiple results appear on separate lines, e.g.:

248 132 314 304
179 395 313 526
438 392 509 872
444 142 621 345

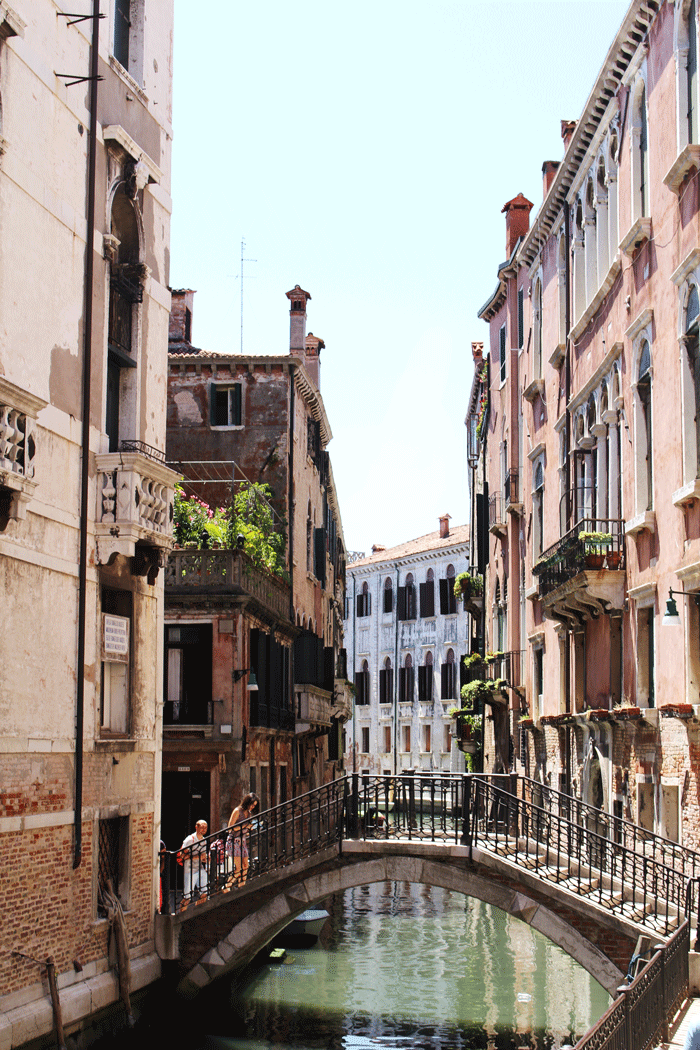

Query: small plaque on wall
102 614 129 663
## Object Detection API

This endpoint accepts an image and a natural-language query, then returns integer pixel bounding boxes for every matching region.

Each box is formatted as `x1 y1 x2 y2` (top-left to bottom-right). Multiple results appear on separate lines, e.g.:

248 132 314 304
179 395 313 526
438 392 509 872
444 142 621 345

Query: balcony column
572 227 586 325
596 187 609 281
607 172 618 259
583 214 598 308
591 422 608 519
603 409 620 519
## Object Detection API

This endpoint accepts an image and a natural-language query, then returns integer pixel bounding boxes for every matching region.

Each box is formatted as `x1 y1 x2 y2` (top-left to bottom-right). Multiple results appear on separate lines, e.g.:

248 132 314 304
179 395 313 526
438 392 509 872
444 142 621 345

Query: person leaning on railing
177 819 208 910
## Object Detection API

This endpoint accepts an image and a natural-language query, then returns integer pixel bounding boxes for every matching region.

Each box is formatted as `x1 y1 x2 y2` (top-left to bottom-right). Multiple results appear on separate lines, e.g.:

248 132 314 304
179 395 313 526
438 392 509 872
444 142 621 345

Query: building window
635 339 654 512
533 460 545 558
106 191 142 452
499 323 506 384
357 581 371 618
402 725 411 753
441 649 456 701
631 77 650 221
533 644 544 722
683 284 700 479
97 815 128 915
361 726 370 754
399 654 414 703
383 577 393 613
533 277 543 378
517 286 524 350
101 588 133 735
422 724 431 753
397 574 416 621
112 0 145 84
379 657 393 703
677 0 699 151
164 623 213 726
420 569 435 618
637 606 655 708
355 660 370 705
210 384 242 427
418 652 433 702
439 565 457 615
383 725 391 753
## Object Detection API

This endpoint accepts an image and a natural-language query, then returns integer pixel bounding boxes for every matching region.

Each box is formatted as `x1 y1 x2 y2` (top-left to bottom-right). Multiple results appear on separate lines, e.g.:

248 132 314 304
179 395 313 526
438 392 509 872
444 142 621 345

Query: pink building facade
473 0 700 845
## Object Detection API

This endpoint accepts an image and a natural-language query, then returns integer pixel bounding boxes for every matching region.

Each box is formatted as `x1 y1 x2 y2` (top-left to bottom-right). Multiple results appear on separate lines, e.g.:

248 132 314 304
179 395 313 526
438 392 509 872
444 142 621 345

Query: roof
348 523 470 570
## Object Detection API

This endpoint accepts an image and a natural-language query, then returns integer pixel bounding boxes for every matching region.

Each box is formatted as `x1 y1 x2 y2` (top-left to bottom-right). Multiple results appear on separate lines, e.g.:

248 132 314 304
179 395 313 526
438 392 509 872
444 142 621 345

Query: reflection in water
198 882 610 1050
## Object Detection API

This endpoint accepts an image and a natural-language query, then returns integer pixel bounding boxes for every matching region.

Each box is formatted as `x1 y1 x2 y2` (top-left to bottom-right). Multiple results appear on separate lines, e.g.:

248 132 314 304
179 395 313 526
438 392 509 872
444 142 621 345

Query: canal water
187 881 611 1050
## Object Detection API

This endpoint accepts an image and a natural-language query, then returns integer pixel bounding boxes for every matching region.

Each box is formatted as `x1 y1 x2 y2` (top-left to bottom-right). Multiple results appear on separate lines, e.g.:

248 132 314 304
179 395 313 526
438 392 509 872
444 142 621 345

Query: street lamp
662 588 700 626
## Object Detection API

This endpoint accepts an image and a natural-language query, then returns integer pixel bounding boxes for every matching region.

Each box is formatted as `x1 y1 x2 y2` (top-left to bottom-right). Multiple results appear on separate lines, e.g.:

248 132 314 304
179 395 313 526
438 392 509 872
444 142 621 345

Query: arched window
631 79 650 220
355 659 370 706
399 653 414 703
357 580 371 618
380 656 393 704
688 0 698 143
306 503 313 573
533 460 545 558
399 573 416 621
107 188 142 451
441 648 456 701
440 564 457 615
383 576 393 614
636 340 654 511
420 568 435 618
685 285 700 477
419 651 433 702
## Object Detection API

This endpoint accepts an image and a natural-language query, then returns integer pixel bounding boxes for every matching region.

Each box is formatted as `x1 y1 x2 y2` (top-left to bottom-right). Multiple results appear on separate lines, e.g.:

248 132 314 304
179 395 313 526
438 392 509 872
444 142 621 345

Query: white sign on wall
102 614 130 663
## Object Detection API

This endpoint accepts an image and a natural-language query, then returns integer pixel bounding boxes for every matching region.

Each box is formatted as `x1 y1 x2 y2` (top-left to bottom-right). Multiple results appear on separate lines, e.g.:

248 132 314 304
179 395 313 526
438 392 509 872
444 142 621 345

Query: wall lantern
662 588 700 627
232 668 259 690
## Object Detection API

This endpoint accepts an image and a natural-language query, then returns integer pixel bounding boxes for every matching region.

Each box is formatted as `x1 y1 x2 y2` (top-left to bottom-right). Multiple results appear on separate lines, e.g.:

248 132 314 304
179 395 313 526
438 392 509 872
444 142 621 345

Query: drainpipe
351 570 357 773
288 367 295 783
564 201 572 794
74 0 100 870
393 563 400 776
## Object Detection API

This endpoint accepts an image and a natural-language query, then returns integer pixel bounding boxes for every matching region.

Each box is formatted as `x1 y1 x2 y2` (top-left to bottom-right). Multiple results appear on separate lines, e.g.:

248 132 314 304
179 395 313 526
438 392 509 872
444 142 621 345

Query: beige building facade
0 1 177 1043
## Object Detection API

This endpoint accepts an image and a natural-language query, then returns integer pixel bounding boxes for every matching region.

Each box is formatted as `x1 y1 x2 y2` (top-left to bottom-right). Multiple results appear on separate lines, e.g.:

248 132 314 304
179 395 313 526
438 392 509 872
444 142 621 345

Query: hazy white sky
169 0 630 556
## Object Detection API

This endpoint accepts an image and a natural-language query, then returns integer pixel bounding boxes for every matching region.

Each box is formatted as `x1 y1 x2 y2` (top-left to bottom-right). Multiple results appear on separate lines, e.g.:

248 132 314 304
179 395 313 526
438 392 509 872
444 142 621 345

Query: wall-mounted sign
102 614 129 663
177 766 190 773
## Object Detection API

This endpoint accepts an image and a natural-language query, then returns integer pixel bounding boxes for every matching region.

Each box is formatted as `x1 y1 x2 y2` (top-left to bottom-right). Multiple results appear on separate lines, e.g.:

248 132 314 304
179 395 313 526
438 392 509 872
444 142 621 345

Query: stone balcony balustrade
0 375 47 529
95 444 179 570
165 546 290 623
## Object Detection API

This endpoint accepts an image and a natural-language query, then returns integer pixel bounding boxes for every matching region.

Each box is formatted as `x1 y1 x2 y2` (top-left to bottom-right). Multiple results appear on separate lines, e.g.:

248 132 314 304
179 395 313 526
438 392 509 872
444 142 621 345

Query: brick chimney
561 120 577 152
286 285 311 355
304 332 324 389
542 160 559 199
502 194 534 257
439 513 451 539
471 341 484 366
169 288 195 348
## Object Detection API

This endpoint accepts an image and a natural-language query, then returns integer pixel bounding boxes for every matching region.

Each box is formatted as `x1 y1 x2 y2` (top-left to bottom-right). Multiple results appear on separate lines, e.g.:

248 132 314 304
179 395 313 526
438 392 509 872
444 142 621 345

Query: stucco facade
0 1 177 1043
474 0 700 847
344 521 471 775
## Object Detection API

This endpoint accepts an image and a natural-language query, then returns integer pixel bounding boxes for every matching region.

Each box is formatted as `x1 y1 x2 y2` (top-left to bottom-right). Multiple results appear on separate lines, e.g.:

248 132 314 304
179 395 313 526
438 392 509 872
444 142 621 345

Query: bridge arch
177 850 627 998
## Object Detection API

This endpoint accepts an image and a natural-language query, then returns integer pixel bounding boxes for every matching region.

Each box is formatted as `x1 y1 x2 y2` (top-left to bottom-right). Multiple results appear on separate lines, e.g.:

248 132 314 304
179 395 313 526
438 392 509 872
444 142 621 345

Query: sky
169 0 631 557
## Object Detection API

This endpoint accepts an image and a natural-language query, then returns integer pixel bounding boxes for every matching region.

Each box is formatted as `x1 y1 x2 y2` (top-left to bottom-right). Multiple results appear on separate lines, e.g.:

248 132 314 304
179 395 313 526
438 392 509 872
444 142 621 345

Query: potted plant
450 709 483 755
578 531 612 569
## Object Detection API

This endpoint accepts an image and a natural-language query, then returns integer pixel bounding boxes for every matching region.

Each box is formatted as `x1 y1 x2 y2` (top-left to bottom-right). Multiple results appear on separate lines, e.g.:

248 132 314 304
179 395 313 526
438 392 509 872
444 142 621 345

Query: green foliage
460 676 507 707
453 572 483 599
578 531 612 550
462 652 484 669
173 482 287 578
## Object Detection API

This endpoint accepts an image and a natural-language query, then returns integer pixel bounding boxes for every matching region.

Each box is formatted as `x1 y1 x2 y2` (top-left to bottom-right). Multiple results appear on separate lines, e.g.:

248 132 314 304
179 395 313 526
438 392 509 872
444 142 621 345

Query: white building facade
344 519 470 775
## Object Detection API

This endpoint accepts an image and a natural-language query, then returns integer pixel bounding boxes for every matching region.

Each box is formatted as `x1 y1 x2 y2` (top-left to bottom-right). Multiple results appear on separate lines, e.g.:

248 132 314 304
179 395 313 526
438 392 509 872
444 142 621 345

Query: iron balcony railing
533 516 625 599
165 548 290 621
504 469 520 508
463 650 523 689
488 493 505 530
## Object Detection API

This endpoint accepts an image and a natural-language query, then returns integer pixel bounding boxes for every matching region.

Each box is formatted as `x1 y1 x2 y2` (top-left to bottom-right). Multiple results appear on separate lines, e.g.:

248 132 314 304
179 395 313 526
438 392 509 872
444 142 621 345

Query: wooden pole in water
45 957 66 1050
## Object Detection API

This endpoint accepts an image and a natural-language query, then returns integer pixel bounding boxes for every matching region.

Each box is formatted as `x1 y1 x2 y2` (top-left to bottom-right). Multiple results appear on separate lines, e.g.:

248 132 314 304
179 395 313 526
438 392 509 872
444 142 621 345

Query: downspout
564 201 572 793
74 0 100 870
351 570 357 773
393 563 400 776
288 367 295 782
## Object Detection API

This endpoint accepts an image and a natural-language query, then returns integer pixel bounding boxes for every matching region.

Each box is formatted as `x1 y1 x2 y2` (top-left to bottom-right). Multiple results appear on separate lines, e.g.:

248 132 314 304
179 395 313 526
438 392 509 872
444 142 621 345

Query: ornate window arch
680 280 700 486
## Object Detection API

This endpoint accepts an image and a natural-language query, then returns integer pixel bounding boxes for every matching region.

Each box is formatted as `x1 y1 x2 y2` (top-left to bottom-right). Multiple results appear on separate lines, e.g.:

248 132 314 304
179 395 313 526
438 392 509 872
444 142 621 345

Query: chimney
471 341 484 366
285 285 311 355
561 120 577 152
304 332 324 389
542 160 559 200
501 194 534 257
371 544 386 554
439 513 451 539
169 288 196 348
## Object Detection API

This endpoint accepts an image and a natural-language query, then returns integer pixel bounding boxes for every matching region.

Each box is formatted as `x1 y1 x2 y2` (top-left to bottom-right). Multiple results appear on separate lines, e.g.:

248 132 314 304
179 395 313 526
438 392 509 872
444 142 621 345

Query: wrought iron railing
468 777 688 937
488 493 505 529
505 469 520 508
519 776 700 883
462 650 523 688
165 548 290 620
160 778 346 913
533 517 625 598
119 439 167 464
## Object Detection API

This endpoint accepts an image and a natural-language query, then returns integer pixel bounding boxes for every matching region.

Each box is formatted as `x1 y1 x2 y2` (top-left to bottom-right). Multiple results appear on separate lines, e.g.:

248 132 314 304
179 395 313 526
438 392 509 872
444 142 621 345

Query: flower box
587 709 614 723
659 703 694 720
612 706 642 722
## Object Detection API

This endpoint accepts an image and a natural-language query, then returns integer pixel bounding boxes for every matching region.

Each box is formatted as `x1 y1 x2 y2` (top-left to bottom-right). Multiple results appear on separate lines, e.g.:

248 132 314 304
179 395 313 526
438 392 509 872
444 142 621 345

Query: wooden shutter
420 582 434 618
418 666 426 701
398 667 406 703
210 384 228 426
230 384 242 425
379 669 387 704
314 527 326 587
383 584 393 613
441 663 449 700
439 579 449 615
397 586 407 621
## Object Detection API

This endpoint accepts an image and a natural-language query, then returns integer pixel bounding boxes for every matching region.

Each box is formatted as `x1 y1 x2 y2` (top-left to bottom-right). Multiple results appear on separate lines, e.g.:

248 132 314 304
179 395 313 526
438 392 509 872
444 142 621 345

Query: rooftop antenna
239 237 257 354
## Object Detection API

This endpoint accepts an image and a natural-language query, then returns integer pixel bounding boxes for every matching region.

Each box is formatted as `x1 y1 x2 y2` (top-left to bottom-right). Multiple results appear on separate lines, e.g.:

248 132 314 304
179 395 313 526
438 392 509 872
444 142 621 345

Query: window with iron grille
97 816 128 915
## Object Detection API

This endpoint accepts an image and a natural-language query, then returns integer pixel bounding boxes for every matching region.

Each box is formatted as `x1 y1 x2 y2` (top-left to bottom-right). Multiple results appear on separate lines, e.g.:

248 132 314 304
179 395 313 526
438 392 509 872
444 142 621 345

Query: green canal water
185 881 611 1050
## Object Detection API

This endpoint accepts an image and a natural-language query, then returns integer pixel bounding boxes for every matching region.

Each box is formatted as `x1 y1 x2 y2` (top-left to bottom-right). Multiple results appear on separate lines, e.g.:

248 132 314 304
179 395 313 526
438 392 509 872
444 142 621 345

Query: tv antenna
239 238 257 354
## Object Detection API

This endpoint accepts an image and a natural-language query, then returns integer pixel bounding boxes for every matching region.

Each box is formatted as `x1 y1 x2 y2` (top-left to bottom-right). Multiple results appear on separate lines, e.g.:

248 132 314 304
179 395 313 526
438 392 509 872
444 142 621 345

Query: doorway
161 769 211 853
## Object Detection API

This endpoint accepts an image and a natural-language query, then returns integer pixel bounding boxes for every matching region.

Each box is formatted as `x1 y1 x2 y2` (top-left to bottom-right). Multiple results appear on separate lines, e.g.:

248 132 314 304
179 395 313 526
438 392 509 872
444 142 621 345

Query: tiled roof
350 523 469 568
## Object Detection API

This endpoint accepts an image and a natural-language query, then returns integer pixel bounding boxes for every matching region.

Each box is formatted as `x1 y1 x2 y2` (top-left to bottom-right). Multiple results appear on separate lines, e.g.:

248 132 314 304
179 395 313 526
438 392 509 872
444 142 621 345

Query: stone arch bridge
155 774 695 999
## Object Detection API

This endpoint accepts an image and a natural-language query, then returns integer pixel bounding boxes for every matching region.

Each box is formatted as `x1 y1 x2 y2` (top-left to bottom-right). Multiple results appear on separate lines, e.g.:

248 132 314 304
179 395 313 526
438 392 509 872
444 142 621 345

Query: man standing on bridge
179 819 209 909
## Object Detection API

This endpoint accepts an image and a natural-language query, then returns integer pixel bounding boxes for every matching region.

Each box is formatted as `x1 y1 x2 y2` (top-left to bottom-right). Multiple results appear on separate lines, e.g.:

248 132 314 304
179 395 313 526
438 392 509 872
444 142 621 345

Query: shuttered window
418 665 433 703
210 383 242 427
439 578 457 615
420 581 435 618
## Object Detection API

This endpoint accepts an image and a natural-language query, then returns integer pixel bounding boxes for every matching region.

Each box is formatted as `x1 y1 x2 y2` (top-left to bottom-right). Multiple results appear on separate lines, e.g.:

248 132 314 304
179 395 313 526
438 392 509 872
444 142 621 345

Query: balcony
532 517 625 624
463 650 523 690
488 494 506 536
505 470 522 516
295 684 333 731
95 445 179 571
0 375 46 529
333 678 354 723
165 547 290 623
